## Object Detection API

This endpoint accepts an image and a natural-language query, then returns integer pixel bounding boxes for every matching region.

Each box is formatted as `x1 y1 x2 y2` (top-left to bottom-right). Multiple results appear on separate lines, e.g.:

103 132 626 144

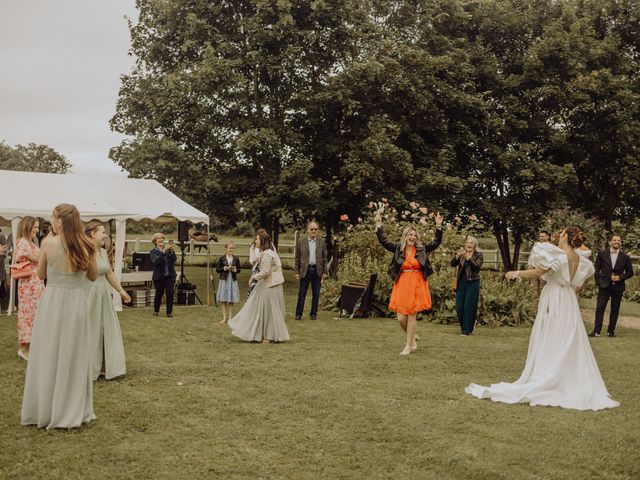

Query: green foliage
112 0 640 257
322 201 537 326
0 141 71 173
540 207 607 251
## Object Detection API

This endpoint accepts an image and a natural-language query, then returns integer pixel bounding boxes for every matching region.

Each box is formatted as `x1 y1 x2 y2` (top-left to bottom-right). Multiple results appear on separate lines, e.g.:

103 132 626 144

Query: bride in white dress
466 226 619 411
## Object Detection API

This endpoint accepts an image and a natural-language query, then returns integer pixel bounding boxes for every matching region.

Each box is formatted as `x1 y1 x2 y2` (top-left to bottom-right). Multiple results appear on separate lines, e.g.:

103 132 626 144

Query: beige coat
251 249 284 288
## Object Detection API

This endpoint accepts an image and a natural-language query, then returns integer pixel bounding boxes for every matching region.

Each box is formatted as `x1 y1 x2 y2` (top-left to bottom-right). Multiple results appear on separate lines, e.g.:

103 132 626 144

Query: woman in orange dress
375 211 444 355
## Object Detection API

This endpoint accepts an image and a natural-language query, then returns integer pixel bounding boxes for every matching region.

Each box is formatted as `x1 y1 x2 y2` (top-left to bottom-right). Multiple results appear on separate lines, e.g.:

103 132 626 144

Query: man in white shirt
294 221 327 320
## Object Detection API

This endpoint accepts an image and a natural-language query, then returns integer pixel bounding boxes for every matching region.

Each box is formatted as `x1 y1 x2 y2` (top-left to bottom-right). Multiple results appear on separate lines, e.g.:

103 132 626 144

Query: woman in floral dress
15 216 45 361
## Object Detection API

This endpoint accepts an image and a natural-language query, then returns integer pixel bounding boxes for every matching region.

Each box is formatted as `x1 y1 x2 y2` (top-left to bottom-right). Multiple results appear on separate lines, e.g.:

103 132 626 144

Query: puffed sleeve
528 242 564 272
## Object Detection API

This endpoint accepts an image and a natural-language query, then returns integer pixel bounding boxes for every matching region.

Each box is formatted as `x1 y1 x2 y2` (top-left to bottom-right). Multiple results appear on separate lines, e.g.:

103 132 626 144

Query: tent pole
206 222 210 306
7 217 21 315
113 220 126 312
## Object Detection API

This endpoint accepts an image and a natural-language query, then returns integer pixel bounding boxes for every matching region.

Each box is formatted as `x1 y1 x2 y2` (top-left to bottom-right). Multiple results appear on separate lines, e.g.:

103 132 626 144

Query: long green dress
87 248 126 380
21 241 95 429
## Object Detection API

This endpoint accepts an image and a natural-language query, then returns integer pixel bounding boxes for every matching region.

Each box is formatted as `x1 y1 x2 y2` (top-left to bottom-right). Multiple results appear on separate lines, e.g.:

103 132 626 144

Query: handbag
10 261 32 280
452 265 461 292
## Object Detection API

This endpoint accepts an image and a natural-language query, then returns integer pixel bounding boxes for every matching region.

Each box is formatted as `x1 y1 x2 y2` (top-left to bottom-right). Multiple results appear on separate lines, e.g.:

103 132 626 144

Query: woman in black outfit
150 233 177 318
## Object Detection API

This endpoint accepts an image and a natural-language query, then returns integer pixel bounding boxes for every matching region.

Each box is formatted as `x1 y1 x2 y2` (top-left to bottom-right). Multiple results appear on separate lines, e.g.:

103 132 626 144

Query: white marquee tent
0 170 210 314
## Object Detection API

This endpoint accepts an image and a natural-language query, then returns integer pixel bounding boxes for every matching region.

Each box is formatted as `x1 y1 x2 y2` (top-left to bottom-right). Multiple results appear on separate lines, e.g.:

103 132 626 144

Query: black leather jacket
216 255 242 282
450 251 483 282
376 226 442 282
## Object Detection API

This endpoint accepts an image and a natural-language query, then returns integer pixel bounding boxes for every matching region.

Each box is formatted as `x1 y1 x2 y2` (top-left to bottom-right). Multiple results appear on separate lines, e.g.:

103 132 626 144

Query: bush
322 201 538 326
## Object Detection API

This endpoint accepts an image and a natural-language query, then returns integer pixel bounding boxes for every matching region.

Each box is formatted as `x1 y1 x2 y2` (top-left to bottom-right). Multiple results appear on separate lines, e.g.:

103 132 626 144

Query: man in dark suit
590 234 634 337
294 221 327 320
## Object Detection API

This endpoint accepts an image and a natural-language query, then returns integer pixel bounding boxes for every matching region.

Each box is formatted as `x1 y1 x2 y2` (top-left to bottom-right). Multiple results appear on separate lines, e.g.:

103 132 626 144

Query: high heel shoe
17 350 28 361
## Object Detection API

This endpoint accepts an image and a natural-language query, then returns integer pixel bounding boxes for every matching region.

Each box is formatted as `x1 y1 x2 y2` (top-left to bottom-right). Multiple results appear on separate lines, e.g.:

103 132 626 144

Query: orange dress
388 247 432 315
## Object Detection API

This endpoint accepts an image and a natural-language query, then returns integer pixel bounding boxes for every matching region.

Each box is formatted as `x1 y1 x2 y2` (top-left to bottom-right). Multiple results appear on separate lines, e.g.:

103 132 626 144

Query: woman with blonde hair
375 211 444 355
451 236 483 335
85 221 131 380
21 203 98 429
216 241 241 324
150 232 177 318
14 216 45 360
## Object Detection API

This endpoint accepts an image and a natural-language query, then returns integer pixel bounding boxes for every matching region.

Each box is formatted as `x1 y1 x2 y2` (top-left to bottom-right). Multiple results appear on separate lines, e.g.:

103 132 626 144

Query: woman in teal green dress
21 203 98 429
85 222 131 380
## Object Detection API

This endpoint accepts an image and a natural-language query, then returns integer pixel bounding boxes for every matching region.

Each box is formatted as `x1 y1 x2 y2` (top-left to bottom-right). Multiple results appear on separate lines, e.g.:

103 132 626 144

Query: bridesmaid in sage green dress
21 203 98 429
85 222 131 380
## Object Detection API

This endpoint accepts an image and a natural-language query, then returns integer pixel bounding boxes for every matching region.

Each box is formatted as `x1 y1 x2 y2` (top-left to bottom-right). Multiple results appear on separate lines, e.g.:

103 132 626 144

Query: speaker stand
176 241 202 305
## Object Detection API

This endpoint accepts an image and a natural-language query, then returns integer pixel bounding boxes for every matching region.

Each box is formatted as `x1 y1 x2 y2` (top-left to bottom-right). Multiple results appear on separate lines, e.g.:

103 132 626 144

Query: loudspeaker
178 221 190 243
177 289 196 305
132 252 153 271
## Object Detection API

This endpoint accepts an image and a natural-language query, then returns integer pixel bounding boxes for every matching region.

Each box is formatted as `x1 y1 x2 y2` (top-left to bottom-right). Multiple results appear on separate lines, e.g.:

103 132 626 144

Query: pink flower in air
419 217 427 225
419 207 428 214
401 214 407 219
357 217 362 223
340 214 349 222
381 198 388 204
409 201 418 209
469 214 478 221
368 202 375 209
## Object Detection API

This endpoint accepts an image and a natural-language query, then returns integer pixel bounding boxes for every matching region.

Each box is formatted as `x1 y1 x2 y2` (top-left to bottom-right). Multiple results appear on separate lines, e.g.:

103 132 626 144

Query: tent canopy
0 170 209 225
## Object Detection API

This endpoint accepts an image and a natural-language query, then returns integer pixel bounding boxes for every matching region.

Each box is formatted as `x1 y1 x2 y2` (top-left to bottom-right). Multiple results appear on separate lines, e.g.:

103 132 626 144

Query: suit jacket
150 247 177 282
295 236 327 278
594 249 634 291
216 255 241 281
377 226 442 282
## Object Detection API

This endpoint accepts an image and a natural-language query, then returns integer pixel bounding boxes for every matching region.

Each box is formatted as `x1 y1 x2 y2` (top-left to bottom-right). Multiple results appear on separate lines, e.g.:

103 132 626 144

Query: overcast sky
0 0 138 175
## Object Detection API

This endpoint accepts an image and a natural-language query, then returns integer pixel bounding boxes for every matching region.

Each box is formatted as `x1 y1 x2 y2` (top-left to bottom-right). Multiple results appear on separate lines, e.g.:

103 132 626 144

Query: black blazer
150 247 177 282
450 251 483 282
216 255 241 281
376 226 442 282
594 249 634 291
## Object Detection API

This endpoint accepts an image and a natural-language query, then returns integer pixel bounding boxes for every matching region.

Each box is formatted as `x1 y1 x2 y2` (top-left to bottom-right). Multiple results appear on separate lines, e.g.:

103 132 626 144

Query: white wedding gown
466 242 619 411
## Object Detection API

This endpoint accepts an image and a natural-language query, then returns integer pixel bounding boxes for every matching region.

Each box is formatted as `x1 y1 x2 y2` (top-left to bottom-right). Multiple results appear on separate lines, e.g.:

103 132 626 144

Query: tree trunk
493 224 512 271
512 231 522 270
271 215 280 249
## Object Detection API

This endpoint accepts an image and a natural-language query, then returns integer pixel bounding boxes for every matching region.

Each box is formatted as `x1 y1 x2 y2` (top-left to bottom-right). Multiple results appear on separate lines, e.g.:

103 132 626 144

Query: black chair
339 274 377 318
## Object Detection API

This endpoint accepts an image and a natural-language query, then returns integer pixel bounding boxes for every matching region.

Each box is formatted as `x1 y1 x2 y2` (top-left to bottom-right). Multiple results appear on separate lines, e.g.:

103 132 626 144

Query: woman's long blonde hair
53 203 96 272
399 224 422 251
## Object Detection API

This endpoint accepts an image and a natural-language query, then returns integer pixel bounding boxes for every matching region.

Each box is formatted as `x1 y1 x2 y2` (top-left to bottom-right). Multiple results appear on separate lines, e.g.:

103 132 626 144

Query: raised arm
505 267 549 281
467 252 483 272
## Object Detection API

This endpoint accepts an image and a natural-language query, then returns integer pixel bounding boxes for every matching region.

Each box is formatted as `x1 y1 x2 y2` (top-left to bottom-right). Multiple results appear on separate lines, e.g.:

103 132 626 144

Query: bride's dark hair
564 225 586 248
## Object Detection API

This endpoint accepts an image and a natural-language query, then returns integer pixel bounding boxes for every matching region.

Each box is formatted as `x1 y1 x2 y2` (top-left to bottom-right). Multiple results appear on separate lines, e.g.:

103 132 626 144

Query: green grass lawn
1 271 639 479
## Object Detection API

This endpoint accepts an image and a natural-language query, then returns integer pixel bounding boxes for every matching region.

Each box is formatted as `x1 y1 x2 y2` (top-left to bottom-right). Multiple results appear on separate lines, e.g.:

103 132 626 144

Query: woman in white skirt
228 231 289 344
216 241 241 324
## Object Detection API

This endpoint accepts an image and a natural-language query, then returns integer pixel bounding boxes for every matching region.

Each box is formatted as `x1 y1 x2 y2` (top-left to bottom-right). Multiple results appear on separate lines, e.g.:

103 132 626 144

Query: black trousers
594 286 624 334
296 265 321 317
153 276 176 315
